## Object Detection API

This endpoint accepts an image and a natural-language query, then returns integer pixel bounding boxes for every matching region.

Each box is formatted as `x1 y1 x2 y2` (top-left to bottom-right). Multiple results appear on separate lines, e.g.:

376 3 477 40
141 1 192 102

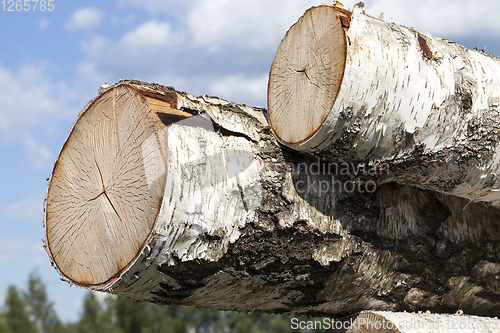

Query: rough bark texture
268 3 500 207
44 80 500 320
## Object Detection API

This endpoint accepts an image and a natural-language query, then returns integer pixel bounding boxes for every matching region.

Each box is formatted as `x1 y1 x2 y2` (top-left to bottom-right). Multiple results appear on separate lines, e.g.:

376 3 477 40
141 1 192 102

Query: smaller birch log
268 3 500 206
326 310 500 333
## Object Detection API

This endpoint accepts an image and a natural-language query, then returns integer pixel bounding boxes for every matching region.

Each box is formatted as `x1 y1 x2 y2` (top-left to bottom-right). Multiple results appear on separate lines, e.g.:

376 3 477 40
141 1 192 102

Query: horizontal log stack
44 1 500 327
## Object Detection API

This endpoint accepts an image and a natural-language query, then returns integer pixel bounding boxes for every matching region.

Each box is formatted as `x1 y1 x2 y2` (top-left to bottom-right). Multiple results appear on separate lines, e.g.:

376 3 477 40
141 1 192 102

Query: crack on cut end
296 68 320 89
103 191 124 224
93 160 124 223
88 161 107 202
87 192 104 202
296 68 310 80
94 160 106 191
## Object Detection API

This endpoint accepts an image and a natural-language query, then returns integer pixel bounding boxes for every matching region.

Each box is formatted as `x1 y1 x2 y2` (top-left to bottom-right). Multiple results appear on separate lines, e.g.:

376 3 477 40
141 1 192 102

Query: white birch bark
327 310 500 333
44 80 500 320
268 3 500 206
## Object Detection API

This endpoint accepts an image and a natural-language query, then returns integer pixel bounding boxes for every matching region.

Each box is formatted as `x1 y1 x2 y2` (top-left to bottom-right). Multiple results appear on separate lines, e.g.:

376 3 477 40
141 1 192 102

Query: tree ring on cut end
268 5 346 146
45 85 166 288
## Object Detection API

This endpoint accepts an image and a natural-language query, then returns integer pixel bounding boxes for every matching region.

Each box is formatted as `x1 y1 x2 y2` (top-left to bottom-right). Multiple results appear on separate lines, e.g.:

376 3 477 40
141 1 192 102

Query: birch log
326 311 500 333
44 80 500 319
268 2 500 206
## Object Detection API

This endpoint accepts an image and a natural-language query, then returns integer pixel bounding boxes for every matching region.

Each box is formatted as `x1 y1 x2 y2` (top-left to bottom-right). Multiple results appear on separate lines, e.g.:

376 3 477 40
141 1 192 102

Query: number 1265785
2 0 54 11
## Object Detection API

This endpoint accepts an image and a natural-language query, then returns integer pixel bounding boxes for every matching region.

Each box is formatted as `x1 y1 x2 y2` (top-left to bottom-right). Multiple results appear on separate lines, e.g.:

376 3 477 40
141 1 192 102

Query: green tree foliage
78 292 104 333
110 295 152 333
106 295 211 333
24 271 63 333
215 311 299 333
0 311 10 333
78 292 118 333
0 273 327 333
106 296 324 333
4 285 35 333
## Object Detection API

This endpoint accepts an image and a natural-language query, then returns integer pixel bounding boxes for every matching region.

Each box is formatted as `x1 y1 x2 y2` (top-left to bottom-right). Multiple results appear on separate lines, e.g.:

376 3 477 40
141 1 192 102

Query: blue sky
0 0 499 322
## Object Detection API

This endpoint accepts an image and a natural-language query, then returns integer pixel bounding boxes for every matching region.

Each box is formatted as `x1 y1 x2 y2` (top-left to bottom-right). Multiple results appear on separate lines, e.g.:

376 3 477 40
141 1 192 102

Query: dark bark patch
417 34 433 59
458 89 473 112
154 225 343 310
331 4 352 30
141 90 179 108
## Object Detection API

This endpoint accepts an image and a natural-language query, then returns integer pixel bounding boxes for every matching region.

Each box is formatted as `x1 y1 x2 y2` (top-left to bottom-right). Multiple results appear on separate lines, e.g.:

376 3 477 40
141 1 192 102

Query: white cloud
110 13 136 27
76 21 182 87
37 19 50 31
0 63 76 169
209 74 268 107
186 0 320 50
77 62 108 88
110 1 329 52
66 7 104 31
362 0 499 38
80 35 111 57
120 0 500 43
117 0 193 15
0 238 46 265
75 1 329 106
76 0 500 109
2 194 44 222
121 21 173 48
24 137 54 170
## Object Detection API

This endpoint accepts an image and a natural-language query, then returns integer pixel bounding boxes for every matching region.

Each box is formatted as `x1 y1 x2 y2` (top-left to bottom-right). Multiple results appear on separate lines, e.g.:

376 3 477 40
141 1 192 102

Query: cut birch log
268 3 500 206
44 81 268 287
326 310 500 333
44 80 500 319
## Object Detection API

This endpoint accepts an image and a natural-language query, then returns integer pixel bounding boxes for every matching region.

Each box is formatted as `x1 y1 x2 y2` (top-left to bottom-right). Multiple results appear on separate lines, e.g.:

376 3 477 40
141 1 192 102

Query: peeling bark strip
326 311 500 332
45 80 500 319
268 2 500 206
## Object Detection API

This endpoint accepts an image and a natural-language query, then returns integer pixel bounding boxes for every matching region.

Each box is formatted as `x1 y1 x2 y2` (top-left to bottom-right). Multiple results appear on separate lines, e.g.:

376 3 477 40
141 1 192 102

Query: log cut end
44 84 181 287
268 5 346 146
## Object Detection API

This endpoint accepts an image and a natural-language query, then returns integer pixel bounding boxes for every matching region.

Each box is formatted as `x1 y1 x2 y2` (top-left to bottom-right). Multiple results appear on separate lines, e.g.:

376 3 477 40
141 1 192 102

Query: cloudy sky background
0 0 499 322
